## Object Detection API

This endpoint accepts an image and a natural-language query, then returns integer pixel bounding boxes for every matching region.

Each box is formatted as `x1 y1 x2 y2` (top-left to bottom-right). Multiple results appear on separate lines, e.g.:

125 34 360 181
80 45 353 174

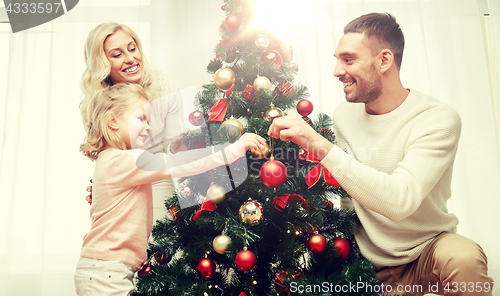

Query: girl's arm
128 133 266 183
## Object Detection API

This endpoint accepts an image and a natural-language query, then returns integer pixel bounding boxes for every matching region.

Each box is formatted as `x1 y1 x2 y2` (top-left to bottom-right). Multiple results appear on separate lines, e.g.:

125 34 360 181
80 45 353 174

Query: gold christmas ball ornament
253 76 271 92
206 184 226 204
213 234 232 254
264 103 285 121
255 35 270 49
239 200 264 225
220 118 245 143
214 68 236 91
250 143 270 159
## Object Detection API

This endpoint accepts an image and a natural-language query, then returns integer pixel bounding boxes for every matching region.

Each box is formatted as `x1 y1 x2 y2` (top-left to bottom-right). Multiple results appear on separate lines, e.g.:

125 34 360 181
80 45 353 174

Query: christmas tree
136 1 379 295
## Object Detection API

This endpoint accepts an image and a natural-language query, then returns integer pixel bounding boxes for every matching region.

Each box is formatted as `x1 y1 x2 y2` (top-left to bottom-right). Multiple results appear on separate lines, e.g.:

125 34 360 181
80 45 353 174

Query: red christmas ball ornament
189 110 204 126
224 15 241 31
197 258 216 278
307 234 327 254
235 248 256 271
297 148 308 161
260 159 288 188
297 99 314 116
262 50 283 70
138 263 153 278
155 253 171 265
332 237 351 261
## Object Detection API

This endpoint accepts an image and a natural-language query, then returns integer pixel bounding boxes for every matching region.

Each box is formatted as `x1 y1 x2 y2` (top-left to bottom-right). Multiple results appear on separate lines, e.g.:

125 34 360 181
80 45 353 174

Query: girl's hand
238 133 267 151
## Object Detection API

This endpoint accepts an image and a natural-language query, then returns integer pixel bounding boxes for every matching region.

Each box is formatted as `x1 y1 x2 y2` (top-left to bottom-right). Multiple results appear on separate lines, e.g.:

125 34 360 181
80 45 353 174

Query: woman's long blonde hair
79 22 160 130
80 83 148 161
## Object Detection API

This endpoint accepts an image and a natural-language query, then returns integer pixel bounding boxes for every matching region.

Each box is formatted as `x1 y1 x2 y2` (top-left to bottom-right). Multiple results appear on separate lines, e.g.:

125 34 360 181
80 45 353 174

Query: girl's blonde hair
79 22 161 130
80 83 148 160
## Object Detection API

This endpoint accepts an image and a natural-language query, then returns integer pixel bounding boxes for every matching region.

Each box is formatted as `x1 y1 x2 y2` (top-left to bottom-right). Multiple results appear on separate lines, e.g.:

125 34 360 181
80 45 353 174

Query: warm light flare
252 0 318 42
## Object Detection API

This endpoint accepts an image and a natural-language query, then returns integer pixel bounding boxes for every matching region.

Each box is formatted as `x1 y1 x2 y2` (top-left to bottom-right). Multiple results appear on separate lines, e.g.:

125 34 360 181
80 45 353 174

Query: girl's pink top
80 148 169 269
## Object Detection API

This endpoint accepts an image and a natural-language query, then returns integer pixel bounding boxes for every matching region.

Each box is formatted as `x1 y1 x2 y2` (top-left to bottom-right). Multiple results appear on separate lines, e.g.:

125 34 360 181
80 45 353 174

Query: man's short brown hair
344 12 405 69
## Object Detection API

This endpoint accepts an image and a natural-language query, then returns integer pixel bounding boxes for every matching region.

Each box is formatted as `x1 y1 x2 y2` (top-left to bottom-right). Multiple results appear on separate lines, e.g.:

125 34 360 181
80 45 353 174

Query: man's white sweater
321 89 461 269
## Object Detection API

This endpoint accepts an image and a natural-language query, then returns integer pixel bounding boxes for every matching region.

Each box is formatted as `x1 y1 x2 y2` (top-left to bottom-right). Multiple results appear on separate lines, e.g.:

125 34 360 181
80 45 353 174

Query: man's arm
268 110 461 221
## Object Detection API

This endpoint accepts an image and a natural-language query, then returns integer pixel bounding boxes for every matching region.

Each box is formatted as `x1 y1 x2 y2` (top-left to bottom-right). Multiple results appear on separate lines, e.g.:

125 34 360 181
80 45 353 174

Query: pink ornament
224 15 240 31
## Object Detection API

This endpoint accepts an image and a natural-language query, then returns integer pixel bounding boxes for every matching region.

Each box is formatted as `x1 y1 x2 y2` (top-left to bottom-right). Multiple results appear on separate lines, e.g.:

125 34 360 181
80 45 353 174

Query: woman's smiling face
103 29 143 84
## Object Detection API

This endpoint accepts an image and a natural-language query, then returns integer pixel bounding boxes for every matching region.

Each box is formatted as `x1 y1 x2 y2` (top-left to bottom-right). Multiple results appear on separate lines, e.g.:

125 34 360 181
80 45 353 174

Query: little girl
75 83 265 295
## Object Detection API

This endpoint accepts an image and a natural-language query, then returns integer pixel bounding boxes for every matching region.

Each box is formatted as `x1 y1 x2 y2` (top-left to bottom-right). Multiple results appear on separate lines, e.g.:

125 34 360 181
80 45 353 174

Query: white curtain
0 1 498 295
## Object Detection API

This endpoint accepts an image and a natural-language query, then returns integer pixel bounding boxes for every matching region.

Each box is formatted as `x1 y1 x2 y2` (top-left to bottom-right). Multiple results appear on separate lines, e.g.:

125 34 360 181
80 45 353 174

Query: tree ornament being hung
250 142 269 159
263 103 285 121
260 159 287 188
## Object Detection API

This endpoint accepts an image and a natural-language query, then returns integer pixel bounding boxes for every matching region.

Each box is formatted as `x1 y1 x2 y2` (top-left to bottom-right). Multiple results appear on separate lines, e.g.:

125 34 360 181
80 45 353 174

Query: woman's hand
169 128 190 154
85 179 92 205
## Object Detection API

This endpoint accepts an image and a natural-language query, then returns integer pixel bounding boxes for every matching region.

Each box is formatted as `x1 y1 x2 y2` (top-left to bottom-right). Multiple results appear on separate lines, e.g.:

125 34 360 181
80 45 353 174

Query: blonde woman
80 22 184 222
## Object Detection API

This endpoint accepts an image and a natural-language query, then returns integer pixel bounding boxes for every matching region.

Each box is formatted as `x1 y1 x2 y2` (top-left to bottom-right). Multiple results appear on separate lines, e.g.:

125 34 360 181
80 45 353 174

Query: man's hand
267 114 334 160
